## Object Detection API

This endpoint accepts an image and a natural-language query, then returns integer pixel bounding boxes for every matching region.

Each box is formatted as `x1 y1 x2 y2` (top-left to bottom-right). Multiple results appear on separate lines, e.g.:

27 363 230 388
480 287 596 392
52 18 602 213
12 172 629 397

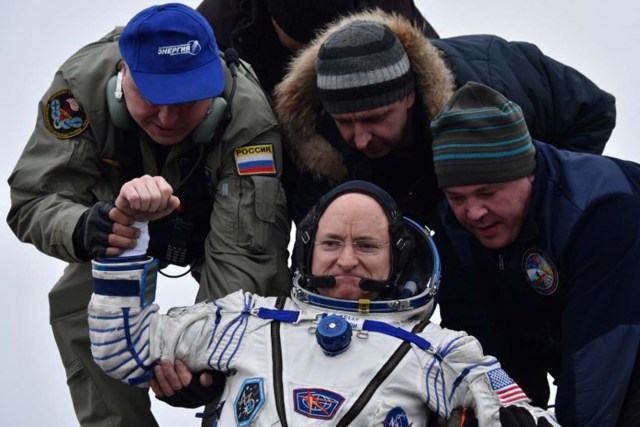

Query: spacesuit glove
499 402 558 427
72 201 115 260
156 370 226 409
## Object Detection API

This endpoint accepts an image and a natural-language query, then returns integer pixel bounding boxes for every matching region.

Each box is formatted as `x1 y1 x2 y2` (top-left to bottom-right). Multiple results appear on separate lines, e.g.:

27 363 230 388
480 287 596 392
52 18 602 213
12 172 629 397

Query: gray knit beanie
315 20 416 115
431 82 536 188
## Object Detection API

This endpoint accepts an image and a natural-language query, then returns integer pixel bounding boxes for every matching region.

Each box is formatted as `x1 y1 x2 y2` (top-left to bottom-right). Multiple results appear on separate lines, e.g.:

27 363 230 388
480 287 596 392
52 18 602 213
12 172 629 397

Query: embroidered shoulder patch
234 144 276 175
234 377 265 426
293 388 345 420
486 368 528 404
44 89 89 139
521 248 559 295
384 407 411 426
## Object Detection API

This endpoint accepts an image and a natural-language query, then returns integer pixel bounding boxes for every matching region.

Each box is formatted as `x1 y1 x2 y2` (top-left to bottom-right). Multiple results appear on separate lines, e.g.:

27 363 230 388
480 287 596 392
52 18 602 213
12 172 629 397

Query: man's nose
466 201 488 221
336 243 358 269
157 105 180 126
353 123 372 151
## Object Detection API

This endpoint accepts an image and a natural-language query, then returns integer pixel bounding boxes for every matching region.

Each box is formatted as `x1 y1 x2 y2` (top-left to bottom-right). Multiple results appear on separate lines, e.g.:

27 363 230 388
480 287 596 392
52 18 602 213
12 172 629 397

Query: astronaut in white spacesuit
88 180 558 426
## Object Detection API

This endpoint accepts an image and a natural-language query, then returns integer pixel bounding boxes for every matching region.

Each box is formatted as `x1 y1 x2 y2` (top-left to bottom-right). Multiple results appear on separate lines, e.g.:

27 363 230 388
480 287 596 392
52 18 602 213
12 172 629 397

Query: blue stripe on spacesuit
225 314 250 371
92 323 151 361
208 304 223 348
447 359 500 402
209 312 250 371
103 340 150 375
426 357 443 414
439 336 464 357
121 353 152 383
89 309 154 340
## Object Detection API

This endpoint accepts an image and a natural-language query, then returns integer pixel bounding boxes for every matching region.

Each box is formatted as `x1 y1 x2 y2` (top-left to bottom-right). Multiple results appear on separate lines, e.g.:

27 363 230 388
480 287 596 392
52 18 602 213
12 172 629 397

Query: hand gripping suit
88 210 558 426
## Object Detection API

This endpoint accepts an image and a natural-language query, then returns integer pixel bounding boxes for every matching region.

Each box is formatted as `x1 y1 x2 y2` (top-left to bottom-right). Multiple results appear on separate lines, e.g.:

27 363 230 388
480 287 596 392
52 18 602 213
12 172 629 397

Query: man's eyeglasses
314 239 389 255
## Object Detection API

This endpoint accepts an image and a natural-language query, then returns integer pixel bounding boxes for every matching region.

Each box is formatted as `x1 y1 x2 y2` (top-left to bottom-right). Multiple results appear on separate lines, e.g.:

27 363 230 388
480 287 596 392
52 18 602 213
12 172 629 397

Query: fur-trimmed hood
275 9 455 184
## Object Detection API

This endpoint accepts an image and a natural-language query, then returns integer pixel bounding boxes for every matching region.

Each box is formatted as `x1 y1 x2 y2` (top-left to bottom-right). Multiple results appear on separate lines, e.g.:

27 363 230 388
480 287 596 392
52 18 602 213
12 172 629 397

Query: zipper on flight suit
271 296 288 426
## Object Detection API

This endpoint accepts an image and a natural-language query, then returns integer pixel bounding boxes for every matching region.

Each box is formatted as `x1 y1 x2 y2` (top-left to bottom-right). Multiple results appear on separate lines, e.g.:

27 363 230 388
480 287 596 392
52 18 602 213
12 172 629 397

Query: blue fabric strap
255 307 300 323
94 278 139 296
362 319 433 351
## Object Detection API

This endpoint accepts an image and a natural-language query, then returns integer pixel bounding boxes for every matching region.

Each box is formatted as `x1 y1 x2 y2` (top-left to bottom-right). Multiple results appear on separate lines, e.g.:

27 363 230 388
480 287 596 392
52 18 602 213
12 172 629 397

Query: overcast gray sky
1 0 638 425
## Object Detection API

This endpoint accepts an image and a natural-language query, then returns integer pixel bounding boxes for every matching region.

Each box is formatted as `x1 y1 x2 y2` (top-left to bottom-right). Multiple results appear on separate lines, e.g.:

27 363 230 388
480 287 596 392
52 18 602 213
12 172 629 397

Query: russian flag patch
234 144 276 175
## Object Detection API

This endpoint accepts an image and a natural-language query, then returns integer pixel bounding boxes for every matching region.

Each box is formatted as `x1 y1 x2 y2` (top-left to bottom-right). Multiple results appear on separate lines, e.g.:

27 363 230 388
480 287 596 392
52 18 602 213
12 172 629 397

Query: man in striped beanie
431 81 536 249
431 82 640 426
315 19 417 159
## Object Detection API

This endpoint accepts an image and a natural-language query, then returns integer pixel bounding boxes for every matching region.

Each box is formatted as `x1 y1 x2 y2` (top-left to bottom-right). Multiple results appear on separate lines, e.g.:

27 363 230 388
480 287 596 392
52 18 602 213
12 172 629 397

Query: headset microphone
308 275 336 288
224 48 240 78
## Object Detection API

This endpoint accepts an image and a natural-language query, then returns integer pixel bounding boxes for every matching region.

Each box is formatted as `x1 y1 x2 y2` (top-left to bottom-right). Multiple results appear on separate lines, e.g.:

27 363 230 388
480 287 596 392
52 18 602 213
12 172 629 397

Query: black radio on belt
147 205 205 267
163 207 194 266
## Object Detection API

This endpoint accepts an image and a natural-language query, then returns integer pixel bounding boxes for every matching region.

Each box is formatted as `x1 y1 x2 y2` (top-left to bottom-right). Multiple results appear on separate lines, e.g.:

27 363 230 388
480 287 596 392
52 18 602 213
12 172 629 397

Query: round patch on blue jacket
522 248 558 295
44 89 89 139
384 406 410 426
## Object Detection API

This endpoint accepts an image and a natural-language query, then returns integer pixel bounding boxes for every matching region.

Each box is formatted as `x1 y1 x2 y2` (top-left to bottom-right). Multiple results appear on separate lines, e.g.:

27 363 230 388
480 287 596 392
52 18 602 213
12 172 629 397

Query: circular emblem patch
44 89 89 139
384 407 410 427
521 248 558 295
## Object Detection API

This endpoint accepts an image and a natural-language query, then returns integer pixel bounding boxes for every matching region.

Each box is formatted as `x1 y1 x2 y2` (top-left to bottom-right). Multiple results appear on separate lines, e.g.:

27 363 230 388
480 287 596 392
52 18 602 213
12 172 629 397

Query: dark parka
196 0 439 96
433 141 640 426
274 10 616 225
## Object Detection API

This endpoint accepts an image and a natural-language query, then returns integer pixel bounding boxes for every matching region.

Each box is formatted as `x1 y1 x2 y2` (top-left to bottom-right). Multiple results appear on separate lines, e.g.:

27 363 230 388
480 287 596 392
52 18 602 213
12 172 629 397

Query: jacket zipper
498 253 505 270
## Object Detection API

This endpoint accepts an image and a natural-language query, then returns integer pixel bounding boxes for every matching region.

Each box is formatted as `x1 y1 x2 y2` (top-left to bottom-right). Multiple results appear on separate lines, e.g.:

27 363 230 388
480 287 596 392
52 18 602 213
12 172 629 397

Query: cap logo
157 40 201 56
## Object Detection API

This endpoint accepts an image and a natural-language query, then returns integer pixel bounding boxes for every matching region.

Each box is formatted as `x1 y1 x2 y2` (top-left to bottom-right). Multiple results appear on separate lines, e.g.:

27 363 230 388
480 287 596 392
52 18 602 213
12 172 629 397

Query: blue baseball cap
119 3 224 105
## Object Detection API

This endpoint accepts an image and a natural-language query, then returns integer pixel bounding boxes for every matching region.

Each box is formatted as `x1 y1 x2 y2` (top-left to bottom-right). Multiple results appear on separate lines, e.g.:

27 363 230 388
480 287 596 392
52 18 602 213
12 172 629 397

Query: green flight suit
7 28 291 426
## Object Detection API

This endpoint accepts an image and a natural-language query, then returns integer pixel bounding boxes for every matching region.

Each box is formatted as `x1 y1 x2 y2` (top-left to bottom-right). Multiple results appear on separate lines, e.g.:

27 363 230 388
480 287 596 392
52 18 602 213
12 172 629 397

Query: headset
105 69 228 143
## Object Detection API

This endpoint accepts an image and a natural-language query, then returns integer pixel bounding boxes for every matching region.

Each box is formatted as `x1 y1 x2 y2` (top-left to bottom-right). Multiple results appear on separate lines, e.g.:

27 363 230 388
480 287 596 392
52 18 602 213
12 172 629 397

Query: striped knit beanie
431 82 536 188
315 20 416 115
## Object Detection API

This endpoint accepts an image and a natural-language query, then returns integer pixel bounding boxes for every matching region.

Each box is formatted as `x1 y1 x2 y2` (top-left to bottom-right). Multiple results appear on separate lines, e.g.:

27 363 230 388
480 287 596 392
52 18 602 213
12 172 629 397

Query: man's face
443 176 535 249
311 193 391 300
330 92 415 159
122 67 211 145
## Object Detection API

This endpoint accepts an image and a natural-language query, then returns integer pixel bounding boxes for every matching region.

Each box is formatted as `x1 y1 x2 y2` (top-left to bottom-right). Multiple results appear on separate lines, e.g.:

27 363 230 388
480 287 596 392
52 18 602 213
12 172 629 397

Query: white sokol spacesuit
88 181 558 426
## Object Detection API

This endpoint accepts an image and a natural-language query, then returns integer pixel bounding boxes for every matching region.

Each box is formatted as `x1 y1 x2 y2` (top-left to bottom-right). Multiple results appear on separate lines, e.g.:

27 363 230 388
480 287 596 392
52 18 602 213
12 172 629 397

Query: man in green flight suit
6 3 290 426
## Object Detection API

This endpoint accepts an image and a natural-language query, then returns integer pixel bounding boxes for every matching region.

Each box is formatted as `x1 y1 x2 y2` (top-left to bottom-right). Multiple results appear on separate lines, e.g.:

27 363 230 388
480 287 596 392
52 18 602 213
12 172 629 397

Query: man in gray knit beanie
314 20 417 159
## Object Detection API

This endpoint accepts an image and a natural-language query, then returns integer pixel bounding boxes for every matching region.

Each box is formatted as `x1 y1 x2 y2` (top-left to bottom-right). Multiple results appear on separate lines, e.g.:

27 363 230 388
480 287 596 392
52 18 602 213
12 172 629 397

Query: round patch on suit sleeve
44 89 90 139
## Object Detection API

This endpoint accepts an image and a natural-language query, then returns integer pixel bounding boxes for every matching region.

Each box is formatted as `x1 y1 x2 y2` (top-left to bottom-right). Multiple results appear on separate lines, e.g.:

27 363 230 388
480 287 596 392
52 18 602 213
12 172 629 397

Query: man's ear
404 90 416 109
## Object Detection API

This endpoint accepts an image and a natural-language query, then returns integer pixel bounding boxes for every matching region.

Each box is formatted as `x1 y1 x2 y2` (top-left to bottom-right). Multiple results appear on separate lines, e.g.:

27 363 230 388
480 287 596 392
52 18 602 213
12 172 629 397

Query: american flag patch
234 144 276 175
486 368 528 404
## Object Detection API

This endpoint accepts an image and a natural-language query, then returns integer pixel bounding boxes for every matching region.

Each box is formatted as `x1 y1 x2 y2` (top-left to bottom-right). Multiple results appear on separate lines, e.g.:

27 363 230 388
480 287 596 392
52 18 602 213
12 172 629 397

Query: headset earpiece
106 71 132 129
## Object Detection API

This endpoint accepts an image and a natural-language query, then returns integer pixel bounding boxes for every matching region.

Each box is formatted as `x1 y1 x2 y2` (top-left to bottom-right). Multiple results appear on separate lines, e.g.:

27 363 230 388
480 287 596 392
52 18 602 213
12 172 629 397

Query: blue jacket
434 141 640 426
432 36 616 155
